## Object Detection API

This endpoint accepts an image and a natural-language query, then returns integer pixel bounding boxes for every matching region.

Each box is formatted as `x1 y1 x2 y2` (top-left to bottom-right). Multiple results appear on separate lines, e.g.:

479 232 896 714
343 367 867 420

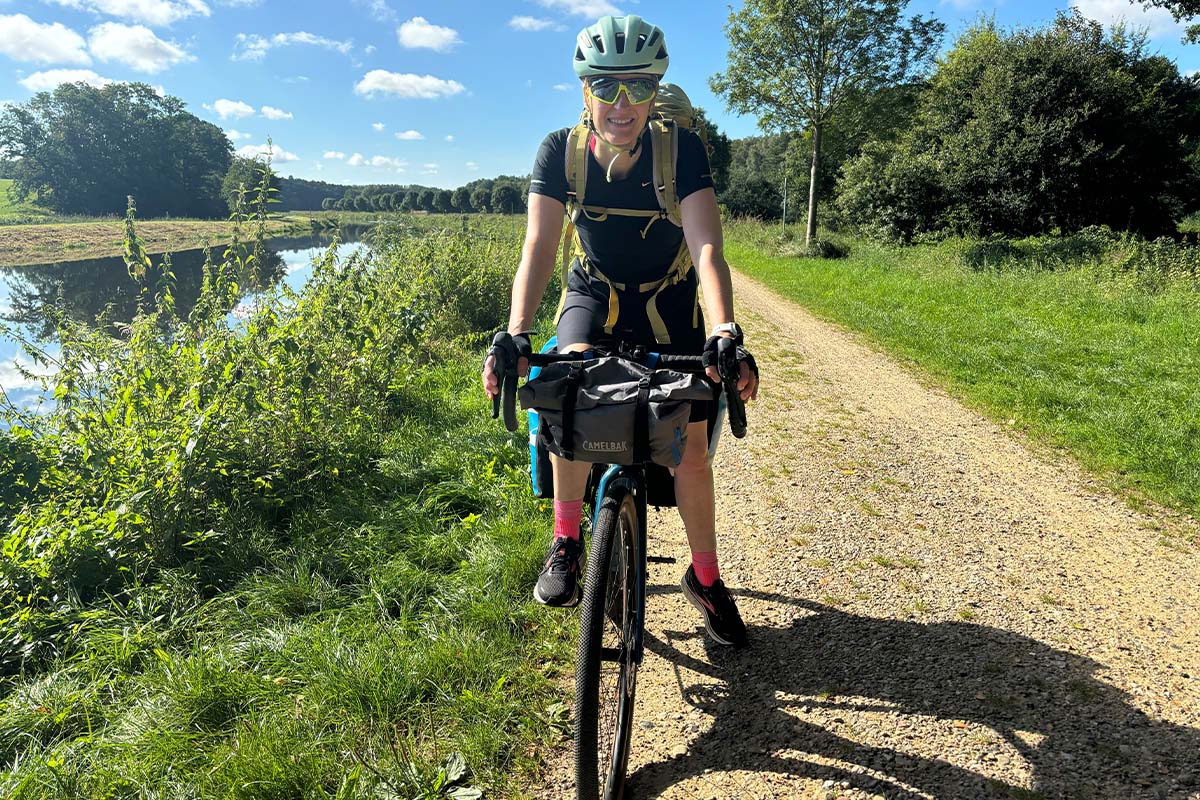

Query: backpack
554 84 711 345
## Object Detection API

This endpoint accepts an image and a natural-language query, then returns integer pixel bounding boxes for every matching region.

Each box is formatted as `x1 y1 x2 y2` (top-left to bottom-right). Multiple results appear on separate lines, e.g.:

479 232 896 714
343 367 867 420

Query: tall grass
726 219 1200 519
0 181 570 796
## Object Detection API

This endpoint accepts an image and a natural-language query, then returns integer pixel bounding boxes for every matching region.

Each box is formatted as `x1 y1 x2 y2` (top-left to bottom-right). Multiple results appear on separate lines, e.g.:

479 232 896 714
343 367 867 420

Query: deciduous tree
710 0 942 244
0 82 231 217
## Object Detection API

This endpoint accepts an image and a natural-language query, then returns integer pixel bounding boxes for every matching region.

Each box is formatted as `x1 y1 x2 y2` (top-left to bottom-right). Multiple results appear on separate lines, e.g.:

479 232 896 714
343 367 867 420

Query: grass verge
725 221 1200 519
0 213 572 797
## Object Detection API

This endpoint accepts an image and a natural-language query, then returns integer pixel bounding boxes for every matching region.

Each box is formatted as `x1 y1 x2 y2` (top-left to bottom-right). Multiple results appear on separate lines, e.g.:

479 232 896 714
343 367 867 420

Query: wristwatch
710 322 744 340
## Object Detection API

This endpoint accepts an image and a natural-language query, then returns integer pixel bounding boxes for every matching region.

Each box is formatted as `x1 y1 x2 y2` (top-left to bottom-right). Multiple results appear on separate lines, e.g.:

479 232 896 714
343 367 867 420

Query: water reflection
0 228 366 340
0 227 369 409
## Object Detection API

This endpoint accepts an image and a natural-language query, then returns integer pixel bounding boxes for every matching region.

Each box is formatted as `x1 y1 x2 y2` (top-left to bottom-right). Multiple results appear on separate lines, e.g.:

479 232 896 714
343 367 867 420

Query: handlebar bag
518 356 713 467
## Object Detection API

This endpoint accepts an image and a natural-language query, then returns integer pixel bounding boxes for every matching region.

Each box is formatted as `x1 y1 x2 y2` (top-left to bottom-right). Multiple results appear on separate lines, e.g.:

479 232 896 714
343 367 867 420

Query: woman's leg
549 340 595 503
673 419 717 553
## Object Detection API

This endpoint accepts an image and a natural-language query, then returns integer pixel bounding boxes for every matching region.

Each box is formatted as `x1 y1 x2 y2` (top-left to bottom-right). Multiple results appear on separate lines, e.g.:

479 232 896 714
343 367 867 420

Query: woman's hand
481 332 532 400
702 334 760 402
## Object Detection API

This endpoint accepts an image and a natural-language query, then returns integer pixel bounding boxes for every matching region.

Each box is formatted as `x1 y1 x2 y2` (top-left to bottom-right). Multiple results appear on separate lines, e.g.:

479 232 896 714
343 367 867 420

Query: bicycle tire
575 487 641 800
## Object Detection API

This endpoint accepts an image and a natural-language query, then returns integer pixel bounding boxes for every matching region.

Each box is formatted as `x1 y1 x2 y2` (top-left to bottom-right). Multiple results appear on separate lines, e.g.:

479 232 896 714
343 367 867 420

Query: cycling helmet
573 15 669 79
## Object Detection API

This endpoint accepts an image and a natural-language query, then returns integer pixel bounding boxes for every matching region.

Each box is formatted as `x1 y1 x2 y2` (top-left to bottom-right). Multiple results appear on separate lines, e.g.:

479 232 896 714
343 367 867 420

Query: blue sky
1 0 1197 189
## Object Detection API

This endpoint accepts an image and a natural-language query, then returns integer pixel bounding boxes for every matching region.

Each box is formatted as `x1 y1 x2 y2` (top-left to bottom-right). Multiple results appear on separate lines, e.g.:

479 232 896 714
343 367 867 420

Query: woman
483 14 759 647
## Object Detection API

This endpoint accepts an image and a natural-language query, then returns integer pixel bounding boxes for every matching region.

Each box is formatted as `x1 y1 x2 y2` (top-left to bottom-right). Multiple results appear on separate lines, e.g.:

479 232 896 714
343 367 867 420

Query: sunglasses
586 76 659 105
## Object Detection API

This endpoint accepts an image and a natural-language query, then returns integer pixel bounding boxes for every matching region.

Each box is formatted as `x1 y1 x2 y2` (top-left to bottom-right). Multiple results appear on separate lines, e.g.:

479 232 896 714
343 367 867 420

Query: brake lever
488 331 511 424
717 339 748 439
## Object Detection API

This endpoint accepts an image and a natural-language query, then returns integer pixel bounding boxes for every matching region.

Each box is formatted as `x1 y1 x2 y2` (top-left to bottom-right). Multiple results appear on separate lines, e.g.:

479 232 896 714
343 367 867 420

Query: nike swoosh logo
642 180 652 187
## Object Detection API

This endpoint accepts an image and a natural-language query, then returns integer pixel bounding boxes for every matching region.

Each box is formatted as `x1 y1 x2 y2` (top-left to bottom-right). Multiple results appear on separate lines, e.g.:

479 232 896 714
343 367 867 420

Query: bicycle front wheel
575 487 641 800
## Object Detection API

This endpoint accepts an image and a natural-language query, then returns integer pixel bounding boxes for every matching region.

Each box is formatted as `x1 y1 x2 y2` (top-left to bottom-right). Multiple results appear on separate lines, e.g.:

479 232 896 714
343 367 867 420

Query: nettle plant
0 162 519 675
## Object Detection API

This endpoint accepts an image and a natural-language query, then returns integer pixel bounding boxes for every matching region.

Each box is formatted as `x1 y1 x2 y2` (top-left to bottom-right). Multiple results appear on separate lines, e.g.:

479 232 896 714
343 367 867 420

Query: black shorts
557 260 710 423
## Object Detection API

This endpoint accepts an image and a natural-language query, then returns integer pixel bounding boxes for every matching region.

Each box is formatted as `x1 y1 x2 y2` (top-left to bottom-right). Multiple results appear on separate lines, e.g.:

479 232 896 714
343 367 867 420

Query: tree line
711 1 1200 243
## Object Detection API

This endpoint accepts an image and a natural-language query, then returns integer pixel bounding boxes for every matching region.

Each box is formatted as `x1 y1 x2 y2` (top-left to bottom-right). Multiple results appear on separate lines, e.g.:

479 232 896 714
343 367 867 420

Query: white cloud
553 83 572 91
345 153 406 169
397 17 461 52
208 98 255 118
0 14 91 65
323 150 346 159
394 129 424 140
225 128 252 140
372 121 385 131
281 75 309 84
18 68 113 91
236 142 299 162
47 0 211 27
465 161 478 170
535 0 620 16
422 162 438 169
364 44 376 55
444 134 454 142
89 22 191 73
233 31 353 61
1071 0 1184 37
355 0 396 22
509 15 558 31
260 105 292 120
354 70 465 99
0 355 56 392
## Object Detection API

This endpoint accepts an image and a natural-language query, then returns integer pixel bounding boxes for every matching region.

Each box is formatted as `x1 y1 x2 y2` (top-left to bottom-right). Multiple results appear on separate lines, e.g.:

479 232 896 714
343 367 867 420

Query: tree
721 174 783 219
417 189 436 212
470 186 491 212
491 184 522 214
221 156 280 214
0 81 232 217
710 0 942 245
400 191 417 212
435 188 454 213
836 13 1200 239
353 195 369 212
694 109 733 195
1142 0 1200 41
321 197 335 211
452 186 473 213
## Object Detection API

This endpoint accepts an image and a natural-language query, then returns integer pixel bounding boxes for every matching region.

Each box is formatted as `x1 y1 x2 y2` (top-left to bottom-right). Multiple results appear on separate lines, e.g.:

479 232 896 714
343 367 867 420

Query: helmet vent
615 31 625 54
592 34 605 54
647 31 660 47
575 47 585 62
656 45 668 60
636 33 647 51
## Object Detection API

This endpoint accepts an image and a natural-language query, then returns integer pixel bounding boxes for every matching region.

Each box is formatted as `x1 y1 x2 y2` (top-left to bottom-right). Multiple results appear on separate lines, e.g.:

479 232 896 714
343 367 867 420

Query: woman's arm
507 193 566 333
483 193 565 399
681 187 734 328
681 187 759 401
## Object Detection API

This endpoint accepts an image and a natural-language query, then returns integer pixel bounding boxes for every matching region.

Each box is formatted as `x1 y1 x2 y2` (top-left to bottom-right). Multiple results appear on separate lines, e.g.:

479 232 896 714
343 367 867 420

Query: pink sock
554 499 583 541
691 550 720 587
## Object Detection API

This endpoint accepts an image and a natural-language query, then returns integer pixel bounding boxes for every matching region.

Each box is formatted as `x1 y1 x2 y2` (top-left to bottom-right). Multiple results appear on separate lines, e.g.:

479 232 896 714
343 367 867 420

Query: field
725 221 1200 518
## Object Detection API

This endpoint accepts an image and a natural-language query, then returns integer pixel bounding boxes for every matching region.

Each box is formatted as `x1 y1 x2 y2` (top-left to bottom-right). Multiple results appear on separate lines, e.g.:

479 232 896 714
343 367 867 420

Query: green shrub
837 12 1200 240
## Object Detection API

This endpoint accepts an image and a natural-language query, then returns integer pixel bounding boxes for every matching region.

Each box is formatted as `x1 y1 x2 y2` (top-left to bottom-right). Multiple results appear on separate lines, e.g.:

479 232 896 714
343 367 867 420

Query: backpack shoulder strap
563 122 590 223
649 119 682 228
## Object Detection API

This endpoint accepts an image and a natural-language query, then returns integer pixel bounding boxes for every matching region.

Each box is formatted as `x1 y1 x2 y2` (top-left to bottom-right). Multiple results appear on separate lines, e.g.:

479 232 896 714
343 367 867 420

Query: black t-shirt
529 126 714 285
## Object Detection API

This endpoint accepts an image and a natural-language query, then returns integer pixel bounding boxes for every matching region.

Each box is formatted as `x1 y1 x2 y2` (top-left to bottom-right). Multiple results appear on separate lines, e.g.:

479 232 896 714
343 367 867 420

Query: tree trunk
806 123 822 247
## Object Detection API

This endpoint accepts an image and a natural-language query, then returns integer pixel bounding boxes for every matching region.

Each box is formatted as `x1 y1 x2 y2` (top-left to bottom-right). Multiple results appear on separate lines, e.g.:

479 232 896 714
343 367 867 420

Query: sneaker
534 536 584 607
680 565 748 647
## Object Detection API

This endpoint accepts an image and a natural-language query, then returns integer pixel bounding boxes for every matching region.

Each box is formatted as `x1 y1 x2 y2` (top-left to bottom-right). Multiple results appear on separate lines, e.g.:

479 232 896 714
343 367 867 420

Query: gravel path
532 271 1200 800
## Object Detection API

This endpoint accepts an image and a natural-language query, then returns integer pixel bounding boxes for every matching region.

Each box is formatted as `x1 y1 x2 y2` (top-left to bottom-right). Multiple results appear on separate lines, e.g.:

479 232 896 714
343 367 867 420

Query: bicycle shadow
626 587 1200 799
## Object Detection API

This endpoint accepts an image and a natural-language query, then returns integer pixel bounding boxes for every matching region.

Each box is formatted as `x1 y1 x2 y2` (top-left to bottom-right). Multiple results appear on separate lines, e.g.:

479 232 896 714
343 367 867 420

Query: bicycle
487 332 748 800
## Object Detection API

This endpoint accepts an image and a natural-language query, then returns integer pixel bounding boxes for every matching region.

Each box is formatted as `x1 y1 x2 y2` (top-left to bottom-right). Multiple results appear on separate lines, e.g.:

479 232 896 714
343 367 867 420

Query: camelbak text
583 440 628 453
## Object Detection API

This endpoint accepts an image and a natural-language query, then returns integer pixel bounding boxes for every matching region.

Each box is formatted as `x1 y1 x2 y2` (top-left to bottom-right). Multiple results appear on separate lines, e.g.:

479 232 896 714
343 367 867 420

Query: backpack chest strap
574 241 695 345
